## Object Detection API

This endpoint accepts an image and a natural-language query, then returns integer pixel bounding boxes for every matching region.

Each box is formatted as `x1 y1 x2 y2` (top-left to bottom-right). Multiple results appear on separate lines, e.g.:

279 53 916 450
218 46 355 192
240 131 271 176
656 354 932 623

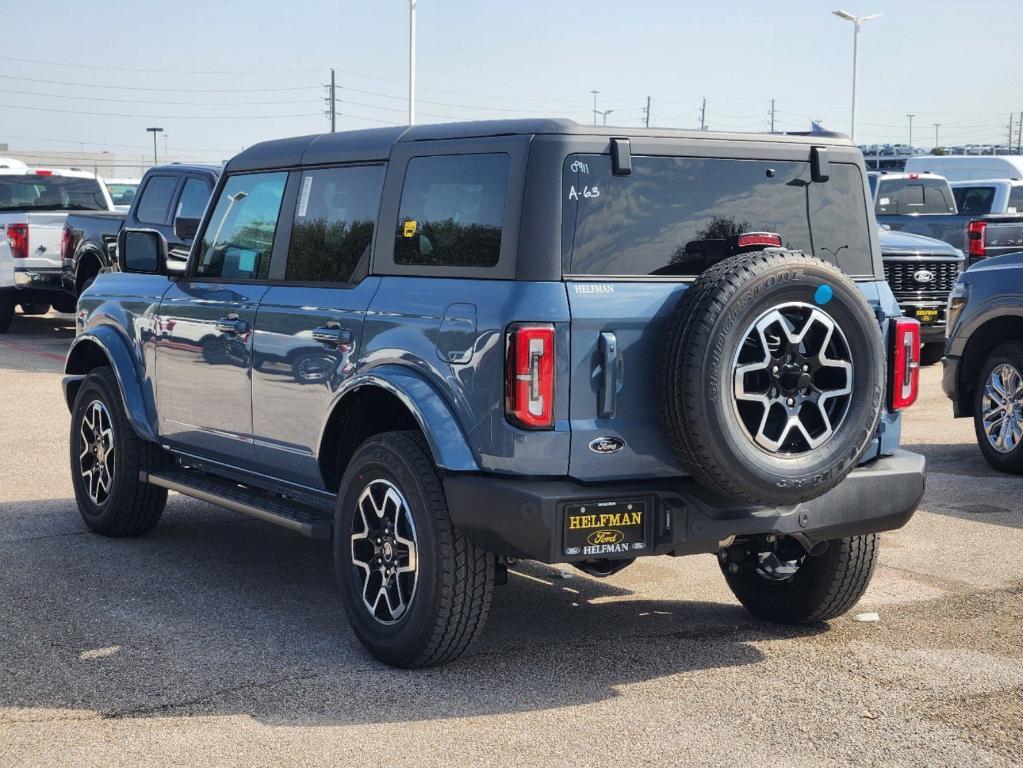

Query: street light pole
408 0 416 125
832 10 881 142
590 90 600 126
146 127 163 166
599 109 615 127
907 114 915 149
933 123 941 149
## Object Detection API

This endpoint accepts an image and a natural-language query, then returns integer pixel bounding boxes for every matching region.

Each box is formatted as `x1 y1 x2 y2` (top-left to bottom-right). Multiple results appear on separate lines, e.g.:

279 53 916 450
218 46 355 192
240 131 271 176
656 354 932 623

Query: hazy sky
2 0 1019 167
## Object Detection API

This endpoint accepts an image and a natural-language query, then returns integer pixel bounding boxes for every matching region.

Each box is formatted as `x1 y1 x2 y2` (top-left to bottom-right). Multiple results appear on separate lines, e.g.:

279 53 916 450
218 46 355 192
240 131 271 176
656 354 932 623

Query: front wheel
721 534 878 623
69 366 167 536
973 341 1023 473
335 431 495 668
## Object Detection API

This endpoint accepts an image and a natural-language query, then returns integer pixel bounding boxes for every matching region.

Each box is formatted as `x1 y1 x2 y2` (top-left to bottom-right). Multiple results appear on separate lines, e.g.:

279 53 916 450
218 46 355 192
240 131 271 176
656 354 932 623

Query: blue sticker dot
814 284 833 305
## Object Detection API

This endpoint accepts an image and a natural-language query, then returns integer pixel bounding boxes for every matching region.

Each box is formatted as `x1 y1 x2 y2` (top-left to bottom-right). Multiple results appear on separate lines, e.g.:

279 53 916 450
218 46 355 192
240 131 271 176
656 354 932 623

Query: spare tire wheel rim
731 301 853 455
350 479 419 625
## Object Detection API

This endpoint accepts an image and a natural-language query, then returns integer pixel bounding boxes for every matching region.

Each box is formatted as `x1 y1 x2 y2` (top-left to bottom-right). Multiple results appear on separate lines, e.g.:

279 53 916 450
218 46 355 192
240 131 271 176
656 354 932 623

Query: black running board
142 469 333 540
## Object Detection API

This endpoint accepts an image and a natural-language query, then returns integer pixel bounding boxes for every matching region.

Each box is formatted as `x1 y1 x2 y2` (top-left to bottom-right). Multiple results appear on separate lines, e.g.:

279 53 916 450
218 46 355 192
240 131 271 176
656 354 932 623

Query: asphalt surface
1 310 1021 767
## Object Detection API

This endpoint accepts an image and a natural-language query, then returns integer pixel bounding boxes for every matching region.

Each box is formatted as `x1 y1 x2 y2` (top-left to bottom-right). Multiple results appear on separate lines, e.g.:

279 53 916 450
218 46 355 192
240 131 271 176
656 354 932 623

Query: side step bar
142 468 333 540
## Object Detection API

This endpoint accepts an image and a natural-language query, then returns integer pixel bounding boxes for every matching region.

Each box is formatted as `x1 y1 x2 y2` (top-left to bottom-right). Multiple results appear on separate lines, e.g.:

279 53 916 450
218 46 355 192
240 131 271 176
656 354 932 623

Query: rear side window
194 172 287 280
175 177 213 221
953 186 996 215
135 175 178 224
394 153 509 268
876 178 955 215
1008 186 1023 214
563 156 874 277
286 165 385 283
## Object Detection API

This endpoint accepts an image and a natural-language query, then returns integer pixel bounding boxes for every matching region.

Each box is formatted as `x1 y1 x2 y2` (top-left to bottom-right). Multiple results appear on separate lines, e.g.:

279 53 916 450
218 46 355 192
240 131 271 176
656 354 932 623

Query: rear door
250 164 386 487
562 149 876 481
154 170 288 468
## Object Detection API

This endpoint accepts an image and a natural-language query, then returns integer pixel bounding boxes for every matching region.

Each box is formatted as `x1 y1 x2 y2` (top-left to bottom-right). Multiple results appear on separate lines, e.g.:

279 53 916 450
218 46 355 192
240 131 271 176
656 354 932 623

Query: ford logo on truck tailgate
589 436 625 454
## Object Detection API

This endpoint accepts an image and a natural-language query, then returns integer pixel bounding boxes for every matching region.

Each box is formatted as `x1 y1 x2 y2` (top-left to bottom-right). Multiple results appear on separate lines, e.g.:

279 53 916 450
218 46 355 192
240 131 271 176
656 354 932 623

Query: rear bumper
14 267 66 295
444 450 925 563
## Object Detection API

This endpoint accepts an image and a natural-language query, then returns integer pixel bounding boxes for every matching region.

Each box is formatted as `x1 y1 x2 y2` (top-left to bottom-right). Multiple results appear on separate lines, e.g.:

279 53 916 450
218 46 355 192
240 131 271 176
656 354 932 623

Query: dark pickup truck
62 164 219 297
869 171 1023 264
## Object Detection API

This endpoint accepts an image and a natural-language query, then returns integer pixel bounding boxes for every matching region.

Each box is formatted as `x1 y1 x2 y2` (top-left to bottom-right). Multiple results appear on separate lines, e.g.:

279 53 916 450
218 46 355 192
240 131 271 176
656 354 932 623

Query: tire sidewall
973 344 1023 472
334 437 444 663
69 372 126 525
691 256 883 501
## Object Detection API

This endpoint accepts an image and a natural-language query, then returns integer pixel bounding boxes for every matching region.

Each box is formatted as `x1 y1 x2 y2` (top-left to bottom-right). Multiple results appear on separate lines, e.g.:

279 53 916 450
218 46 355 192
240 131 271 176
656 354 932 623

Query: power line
0 86 314 106
0 54 321 75
0 73 320 93
0 102 321 120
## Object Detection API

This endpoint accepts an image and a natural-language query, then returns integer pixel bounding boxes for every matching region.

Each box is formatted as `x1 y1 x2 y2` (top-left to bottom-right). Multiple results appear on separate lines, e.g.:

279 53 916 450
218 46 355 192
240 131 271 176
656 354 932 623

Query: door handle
216 314 248 334
598 331 621 419
312 324 353 345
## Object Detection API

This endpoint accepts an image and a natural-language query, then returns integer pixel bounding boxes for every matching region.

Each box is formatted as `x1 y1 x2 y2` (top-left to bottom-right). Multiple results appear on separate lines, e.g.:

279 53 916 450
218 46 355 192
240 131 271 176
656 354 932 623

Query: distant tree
931 147 947 156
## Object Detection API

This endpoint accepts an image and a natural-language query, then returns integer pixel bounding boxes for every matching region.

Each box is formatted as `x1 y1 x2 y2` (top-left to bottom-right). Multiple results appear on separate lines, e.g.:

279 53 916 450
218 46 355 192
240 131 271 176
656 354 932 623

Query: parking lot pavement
0 311 1020 768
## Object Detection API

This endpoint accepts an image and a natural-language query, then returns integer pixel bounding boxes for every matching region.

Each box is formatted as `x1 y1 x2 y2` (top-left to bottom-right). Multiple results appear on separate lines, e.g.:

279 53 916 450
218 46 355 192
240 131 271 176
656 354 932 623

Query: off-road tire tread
71 366 166 536
659 250 868 503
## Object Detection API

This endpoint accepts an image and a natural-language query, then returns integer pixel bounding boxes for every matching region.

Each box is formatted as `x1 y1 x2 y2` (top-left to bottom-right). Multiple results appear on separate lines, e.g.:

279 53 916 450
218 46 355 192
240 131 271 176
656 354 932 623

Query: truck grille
883 260 960 295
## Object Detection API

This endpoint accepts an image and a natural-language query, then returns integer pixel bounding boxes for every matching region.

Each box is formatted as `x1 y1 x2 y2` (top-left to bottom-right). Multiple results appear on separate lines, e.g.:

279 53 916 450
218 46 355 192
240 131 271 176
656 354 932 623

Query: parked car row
0 164 216 333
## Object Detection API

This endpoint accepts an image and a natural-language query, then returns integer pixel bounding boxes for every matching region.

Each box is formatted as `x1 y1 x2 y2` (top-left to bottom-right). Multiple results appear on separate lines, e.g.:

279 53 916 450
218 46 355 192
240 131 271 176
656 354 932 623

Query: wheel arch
74 247 105 294
63 328 159 442
317 365 480 491
957 313 1023 417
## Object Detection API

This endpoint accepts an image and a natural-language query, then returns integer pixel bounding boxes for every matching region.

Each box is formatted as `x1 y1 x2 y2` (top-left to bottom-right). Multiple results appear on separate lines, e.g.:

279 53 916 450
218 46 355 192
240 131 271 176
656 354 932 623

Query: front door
250 164 386 488
155 170 288 469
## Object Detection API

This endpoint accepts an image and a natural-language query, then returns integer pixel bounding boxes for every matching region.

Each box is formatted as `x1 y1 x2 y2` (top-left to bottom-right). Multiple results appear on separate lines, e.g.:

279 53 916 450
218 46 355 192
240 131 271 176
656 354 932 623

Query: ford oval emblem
913 269 935 283
589 436 626 454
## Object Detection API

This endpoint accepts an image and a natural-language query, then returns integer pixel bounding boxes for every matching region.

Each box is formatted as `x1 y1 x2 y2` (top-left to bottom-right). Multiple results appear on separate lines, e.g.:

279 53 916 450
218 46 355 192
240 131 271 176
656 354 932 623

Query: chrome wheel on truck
973 342 1023 474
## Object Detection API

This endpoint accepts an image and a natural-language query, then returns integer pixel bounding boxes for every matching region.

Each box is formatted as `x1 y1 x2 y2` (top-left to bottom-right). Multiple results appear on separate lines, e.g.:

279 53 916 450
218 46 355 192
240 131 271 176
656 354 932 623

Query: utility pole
699 97 706 131
330 68 336 132
408 0 416 125
1009 113 1015 151
1017 110 1022 153
643 96 651 128
906 114 915 148
770 98 775 133
146 127 163 166
933 123 941 150
590 90 600 126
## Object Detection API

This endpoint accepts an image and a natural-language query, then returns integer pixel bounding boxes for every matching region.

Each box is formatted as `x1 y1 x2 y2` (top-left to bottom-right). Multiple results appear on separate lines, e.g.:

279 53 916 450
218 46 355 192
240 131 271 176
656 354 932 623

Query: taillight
61 223 72 262
7 223 28 259
967 220 986 260
33 169 53 176
890 317 921 411
505 323 555 429
737 232 783 248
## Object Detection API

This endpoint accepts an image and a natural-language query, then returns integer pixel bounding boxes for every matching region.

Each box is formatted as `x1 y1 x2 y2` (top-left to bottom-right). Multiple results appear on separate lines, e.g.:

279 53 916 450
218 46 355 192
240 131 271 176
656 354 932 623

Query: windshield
563 155 874 277
0 175 107 212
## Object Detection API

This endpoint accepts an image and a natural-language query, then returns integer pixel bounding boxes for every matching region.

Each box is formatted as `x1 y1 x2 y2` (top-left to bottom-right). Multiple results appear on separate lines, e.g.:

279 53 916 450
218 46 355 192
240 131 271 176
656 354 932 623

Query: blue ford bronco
63 120 926 667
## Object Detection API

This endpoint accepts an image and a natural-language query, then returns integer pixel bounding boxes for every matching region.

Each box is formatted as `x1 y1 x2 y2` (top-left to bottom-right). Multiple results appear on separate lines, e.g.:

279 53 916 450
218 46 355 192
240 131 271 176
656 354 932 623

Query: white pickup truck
0 167 115 332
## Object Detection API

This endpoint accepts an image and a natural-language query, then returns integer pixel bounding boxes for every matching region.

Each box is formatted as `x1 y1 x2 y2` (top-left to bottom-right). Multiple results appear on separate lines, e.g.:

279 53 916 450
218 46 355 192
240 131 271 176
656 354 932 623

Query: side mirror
117 229 168 274
173 216 200 241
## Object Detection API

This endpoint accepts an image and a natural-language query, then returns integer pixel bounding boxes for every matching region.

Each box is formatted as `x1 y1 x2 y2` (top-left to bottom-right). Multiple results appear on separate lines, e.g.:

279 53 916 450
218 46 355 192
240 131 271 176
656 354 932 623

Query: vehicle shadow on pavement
0 312 76 373
0 496 825 726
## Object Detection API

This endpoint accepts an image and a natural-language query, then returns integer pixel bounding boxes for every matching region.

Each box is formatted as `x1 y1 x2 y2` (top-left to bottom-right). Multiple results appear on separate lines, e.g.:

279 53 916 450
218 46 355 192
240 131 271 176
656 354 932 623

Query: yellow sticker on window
403 220 418 238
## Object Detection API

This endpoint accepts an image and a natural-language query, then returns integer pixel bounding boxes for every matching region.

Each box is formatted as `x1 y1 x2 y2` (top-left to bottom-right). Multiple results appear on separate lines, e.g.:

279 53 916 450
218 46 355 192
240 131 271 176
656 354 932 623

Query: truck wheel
919 343 944 366
659 250 885 505
19 302 51 316
69 366 167 536
0 294 13 333
334 431 495 668
721 534 878 623
973 341 1023 474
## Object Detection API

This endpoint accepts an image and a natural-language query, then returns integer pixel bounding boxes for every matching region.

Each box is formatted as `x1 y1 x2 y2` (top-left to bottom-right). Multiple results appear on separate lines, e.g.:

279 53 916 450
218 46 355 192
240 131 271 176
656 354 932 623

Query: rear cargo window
953 186 995 215
563 155 873 277
394 153 509 268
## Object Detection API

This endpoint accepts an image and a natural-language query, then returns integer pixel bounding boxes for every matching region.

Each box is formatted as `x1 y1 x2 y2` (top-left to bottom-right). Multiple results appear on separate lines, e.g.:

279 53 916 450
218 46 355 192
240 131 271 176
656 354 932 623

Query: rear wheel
721 534 878 623
69 366 167 536
334 431 495 667
973 341 1023 474
19 302 51 316
0 293 13 333
919 343 944 366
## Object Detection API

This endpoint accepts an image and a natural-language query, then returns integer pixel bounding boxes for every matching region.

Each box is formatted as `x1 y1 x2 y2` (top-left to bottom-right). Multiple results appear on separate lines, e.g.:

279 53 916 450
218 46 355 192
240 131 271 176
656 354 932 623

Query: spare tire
658 250 884 505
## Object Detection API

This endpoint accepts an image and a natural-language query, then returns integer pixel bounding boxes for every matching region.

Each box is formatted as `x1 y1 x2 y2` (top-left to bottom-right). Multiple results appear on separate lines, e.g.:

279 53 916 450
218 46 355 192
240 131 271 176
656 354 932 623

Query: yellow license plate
563 500 647 557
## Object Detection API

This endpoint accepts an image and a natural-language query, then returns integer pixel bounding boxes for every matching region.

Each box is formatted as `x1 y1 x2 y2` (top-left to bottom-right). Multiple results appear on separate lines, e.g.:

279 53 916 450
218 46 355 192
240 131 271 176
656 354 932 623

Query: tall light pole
408 0 416 125
598 109 614 126
906 114 915 148
933 123 941 149
590 90 600 126
832 10 881 142
146 127 163 166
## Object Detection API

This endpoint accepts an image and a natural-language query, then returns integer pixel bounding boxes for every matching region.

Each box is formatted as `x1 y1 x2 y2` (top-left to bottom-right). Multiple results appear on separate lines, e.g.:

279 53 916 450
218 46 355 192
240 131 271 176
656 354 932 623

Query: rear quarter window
1008 186 1023 214
563 155 874 277
954 186 996 215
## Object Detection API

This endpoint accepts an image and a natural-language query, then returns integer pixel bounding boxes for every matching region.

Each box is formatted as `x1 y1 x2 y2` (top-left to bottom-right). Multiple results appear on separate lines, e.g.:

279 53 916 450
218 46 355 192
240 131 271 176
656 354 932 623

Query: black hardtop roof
148 162 223 175
226 119 855 173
